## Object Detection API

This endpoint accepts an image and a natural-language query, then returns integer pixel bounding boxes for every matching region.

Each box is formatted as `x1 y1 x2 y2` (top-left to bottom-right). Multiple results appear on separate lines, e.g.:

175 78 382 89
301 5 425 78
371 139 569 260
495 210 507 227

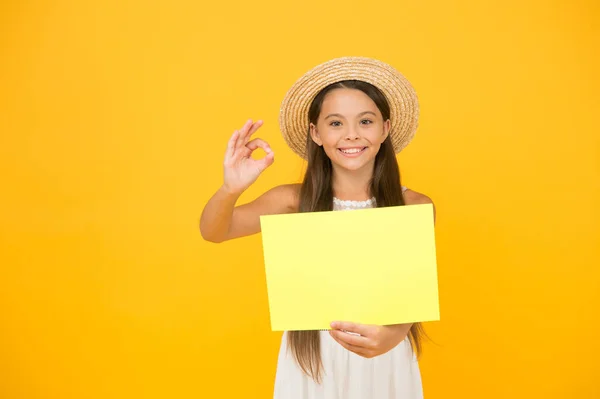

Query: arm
200 183 299 243
199 118 300 243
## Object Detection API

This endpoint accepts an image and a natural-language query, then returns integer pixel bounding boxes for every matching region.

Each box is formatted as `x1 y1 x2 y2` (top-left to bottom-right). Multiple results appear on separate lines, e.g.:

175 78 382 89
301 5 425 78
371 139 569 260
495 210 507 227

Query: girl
200 57 435 398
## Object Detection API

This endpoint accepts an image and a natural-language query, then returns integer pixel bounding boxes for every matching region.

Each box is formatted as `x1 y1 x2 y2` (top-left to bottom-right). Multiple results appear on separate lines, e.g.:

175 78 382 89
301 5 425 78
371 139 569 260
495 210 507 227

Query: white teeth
340 148 363 154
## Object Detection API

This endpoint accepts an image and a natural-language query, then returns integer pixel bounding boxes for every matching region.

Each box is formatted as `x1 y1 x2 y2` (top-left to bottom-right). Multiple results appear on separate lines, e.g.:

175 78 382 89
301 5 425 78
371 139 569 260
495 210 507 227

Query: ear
309 123 323 146
382 119 391 141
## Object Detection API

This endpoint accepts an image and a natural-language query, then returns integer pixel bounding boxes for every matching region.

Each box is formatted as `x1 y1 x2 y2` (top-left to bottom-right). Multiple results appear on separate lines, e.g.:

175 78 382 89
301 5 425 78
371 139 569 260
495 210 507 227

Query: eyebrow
324 111 377 120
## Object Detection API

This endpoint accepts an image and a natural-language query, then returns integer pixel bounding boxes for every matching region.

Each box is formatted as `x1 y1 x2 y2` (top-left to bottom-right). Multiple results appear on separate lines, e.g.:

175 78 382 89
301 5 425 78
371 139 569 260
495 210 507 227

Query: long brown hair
287 80 427 383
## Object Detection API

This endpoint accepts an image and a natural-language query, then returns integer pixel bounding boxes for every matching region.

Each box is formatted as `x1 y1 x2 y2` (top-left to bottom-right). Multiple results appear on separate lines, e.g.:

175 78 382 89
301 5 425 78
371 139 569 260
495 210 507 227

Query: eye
361 119 373 125
329 121 342 127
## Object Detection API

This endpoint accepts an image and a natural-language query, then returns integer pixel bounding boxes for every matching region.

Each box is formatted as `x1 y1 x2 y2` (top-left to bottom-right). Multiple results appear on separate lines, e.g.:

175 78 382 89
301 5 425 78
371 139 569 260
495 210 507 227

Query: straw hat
279 56 420 160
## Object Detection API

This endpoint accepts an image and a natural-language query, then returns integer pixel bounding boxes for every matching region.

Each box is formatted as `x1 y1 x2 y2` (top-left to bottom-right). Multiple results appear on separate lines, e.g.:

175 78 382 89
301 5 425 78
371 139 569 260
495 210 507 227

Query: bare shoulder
403 188 434 205
261 183 301 213
403 188 436 222
223 183 301 241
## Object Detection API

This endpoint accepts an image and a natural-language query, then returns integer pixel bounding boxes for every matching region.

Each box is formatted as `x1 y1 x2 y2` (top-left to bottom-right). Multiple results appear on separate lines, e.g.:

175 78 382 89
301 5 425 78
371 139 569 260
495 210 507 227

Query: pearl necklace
332 196 377 211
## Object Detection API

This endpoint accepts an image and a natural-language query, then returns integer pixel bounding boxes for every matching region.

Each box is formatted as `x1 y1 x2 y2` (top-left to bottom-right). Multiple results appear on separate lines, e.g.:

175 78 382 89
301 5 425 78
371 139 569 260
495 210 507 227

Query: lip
337 147 367 157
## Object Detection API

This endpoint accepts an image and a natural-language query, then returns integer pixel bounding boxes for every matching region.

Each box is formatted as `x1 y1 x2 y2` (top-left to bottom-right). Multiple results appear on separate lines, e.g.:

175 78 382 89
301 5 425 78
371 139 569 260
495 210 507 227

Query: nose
344 126 360 141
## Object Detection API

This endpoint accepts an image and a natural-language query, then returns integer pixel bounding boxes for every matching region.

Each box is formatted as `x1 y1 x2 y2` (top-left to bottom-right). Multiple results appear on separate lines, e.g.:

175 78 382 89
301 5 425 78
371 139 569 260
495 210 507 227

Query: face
309 88 391 172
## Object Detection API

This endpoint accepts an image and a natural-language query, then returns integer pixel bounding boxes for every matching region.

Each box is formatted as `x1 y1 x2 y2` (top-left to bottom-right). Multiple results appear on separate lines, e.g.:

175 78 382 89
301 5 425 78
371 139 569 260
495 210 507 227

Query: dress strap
401 185 408 193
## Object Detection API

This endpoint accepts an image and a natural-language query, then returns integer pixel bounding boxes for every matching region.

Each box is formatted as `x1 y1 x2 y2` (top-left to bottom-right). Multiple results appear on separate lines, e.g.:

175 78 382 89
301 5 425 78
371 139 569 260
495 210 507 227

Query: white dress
273 189 424 399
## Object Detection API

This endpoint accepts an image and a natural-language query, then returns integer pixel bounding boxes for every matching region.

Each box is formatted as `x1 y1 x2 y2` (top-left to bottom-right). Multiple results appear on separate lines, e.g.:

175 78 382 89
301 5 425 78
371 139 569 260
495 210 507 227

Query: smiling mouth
338 147 367 156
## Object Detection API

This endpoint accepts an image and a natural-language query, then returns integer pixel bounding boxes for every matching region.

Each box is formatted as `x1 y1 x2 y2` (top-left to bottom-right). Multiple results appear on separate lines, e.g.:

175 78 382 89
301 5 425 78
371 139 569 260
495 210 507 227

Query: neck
331 163 374 201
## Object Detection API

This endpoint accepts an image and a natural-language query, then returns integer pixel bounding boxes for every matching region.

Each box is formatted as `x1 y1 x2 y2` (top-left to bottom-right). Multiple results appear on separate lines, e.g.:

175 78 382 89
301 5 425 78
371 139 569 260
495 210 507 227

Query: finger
246 120 263 140
246 138 272 153
330 329 370 348
330 321 374 337
226 130 239 159
239 119 257 145
235 119 253 150
330 331 370 357
256 151 274 172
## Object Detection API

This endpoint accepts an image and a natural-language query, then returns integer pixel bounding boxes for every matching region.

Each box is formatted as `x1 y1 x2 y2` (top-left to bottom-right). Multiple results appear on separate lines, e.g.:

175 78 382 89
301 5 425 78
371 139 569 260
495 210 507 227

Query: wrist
220 183 244 198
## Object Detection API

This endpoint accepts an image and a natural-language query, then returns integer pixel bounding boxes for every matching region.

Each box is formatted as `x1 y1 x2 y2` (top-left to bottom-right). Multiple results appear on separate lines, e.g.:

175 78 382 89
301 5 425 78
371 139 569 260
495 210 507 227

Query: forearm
199 185 242 243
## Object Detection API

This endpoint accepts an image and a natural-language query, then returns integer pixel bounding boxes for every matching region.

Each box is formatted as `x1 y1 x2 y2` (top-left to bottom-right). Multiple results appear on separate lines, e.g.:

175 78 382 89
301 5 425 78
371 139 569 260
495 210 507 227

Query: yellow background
1 1 598 398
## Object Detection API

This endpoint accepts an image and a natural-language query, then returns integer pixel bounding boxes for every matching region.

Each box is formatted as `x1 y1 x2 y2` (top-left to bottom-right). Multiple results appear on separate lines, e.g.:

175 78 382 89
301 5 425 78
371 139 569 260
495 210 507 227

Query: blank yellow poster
260 203 440 331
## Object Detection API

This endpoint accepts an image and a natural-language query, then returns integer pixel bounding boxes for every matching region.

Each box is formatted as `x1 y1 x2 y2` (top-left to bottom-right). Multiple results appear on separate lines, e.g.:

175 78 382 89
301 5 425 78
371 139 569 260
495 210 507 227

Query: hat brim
279 56 420 160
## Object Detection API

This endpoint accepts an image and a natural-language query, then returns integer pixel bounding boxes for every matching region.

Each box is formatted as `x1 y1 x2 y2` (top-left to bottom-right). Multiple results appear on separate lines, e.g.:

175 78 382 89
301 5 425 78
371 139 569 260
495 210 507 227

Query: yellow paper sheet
259 203 440 331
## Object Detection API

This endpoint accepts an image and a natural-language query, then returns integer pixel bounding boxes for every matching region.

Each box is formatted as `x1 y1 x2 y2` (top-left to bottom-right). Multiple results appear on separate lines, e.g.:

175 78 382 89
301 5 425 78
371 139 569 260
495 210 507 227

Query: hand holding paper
328 321 413 359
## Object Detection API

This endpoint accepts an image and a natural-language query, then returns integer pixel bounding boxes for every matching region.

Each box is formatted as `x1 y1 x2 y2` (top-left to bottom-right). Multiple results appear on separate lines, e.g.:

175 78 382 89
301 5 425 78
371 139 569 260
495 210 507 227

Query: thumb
330 321 372 337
